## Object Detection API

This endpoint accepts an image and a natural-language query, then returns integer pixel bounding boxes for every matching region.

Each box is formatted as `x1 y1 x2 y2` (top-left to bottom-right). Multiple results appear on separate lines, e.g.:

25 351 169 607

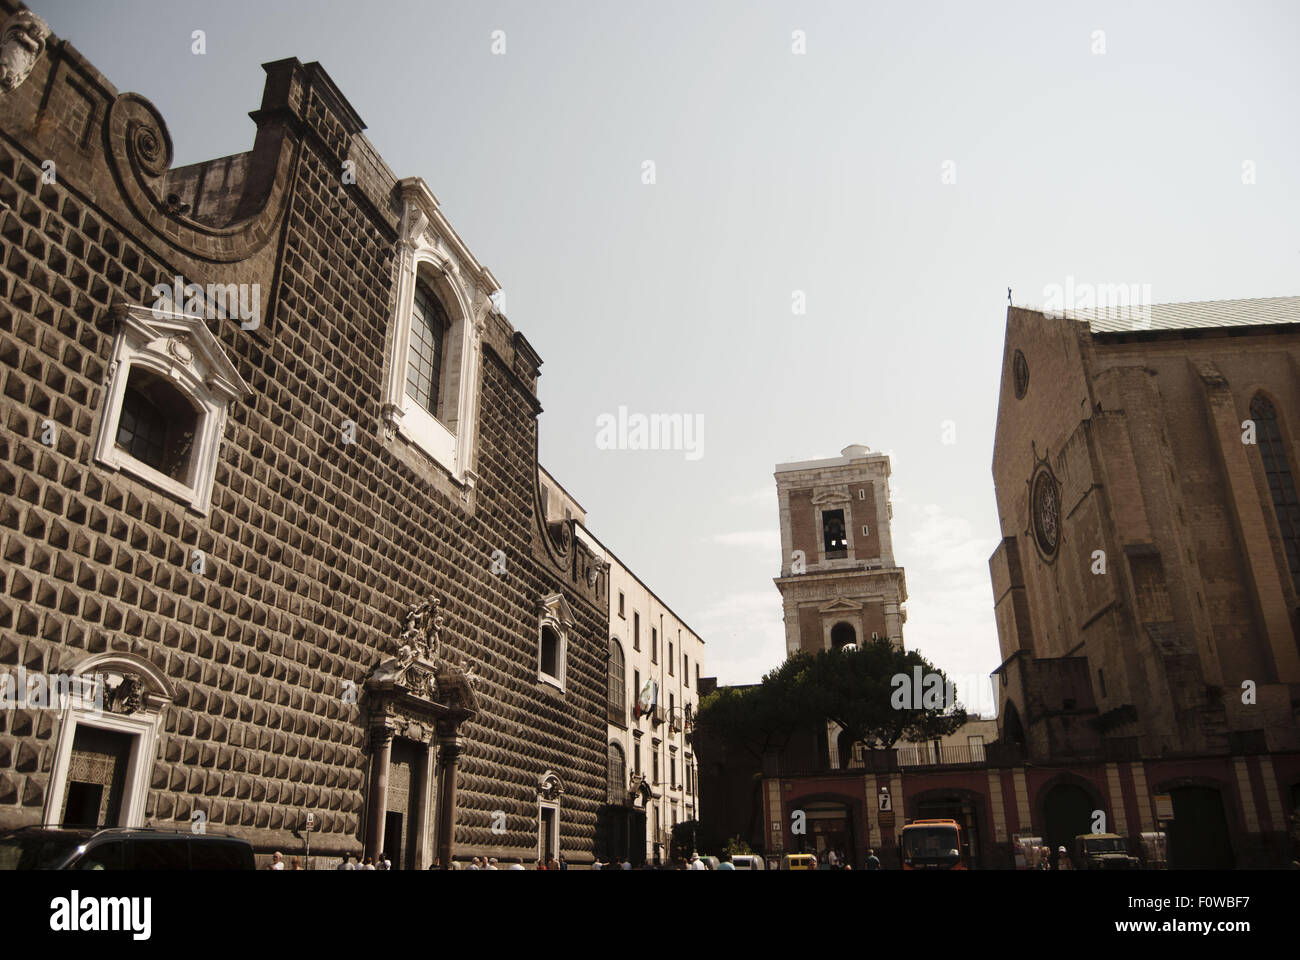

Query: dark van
0 826 256 870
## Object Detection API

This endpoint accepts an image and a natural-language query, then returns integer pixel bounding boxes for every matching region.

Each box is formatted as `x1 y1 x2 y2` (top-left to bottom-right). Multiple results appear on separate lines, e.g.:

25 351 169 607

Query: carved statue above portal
0 10 50 93
367 594 481 720
538 770 562 801
104 673 144 715
399 595 443 662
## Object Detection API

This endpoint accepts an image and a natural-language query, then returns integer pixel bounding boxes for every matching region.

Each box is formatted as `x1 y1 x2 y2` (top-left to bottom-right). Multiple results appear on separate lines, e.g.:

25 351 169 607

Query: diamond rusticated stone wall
0 1 607 862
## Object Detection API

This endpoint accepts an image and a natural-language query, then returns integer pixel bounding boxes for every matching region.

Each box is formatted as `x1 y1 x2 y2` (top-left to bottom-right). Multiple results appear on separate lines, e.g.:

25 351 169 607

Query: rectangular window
669 643 674 675
633 612 640 650
861 524 870 536
695 664 699 688
653 748 660 783
858 489 865 500
619 592 626 618
684 655 689 686
635 741 642 774
670 756 676 789
633 669 640 714
651 627 658 663
823 509 848 558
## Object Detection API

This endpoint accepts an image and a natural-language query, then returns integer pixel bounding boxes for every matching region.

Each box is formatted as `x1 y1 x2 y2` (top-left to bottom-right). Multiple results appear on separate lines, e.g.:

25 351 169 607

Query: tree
804 638 968 756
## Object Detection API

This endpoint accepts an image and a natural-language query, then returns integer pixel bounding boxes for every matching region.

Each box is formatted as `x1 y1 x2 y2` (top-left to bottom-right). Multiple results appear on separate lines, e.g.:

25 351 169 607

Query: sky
37 1 1300 703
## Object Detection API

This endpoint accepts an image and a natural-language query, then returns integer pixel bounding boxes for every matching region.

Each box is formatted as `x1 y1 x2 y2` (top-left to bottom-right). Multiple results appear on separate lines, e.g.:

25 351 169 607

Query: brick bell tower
774 444 907 655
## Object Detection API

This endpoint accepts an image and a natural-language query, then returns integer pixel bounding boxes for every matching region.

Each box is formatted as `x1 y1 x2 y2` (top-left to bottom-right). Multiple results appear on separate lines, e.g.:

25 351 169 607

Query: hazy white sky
39 1 1300 700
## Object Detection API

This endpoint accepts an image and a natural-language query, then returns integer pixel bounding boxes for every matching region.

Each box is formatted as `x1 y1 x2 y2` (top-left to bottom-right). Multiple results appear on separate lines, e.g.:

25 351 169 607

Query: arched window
830 622 856 651
608 639 626 723
608 741 626 804
1251 394 1300 592
405 282 448 418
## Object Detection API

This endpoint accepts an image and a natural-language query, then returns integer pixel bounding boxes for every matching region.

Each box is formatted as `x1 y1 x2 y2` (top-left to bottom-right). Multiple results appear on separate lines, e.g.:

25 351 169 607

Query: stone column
414 738 435 869
436 729 464 870
883 600 902 647
365 725 394 859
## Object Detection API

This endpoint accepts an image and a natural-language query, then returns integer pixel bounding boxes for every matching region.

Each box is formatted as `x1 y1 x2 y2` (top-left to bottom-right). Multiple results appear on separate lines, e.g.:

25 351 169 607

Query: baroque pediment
539 592 575 628
818 597 863 613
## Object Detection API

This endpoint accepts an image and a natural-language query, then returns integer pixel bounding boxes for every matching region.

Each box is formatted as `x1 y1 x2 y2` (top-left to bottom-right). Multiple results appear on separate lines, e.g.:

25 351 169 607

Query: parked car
1072 833 1140 870
784 853 817 871
730 854 765 871
0 826 256 870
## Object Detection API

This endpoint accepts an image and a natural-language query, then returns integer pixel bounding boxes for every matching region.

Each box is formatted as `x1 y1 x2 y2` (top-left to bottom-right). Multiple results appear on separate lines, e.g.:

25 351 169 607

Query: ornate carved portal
364 595 480 868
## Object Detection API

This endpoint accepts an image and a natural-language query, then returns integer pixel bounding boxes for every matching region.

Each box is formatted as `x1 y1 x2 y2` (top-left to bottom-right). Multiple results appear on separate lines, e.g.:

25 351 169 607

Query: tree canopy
696 639 968 765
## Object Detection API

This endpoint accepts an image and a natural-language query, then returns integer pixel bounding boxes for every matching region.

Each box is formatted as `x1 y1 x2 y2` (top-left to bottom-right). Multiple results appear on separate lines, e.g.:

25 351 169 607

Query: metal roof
1055 296 1300 334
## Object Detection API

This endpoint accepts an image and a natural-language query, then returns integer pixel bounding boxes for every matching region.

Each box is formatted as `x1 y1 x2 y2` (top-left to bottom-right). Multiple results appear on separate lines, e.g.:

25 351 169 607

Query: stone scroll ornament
0 9 50 92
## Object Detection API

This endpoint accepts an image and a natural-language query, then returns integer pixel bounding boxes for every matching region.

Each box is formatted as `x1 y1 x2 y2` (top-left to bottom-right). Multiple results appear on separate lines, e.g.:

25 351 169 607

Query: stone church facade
989 297 1300 866
0 3 608 867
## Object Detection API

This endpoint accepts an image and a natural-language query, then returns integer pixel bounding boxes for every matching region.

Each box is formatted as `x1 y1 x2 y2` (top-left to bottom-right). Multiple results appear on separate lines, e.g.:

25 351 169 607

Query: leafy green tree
803 638 968 756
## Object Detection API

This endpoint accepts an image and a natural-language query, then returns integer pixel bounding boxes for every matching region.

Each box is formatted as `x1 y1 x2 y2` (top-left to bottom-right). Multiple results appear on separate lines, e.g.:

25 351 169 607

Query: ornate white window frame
537 592 574 693
93 303 250 515
381 177 499 488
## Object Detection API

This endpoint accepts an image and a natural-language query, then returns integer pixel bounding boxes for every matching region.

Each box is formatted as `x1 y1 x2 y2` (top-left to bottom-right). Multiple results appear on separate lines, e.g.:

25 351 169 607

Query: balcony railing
895 743 987 768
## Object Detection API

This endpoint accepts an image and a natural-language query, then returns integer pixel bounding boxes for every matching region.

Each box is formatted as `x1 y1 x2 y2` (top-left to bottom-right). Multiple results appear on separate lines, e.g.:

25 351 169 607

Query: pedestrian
363 856 376 870
1056 846 1073 870
547 857 560 871
865 848 881 870
336 853 351 871
1037 846 1051 870
621 857 631 870
289 856 302 871
378 852 391 870
716 854 735 871
428 857 440 870
467 857 481 870
558 855 567 871
487 858 499 870
827 848 839 869
689 853 707 871
535 859 546 870
269 851 284 871
508 858 526 871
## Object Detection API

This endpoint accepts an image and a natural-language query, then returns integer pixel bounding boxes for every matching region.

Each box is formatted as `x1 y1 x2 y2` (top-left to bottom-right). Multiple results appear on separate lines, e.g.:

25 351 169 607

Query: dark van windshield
902 826 961 864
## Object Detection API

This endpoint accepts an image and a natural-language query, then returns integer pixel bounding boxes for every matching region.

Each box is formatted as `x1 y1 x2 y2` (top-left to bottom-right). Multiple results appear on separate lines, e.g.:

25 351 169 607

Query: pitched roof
1057 296 1300 335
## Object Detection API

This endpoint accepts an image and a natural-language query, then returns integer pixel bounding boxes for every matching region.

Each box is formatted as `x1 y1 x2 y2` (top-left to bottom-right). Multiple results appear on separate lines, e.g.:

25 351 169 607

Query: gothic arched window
1251 394 1300 592
607 741 626 804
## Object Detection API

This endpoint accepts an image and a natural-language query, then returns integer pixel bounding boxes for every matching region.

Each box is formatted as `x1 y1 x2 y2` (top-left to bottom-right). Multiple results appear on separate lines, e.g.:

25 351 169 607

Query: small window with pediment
94 304 249 515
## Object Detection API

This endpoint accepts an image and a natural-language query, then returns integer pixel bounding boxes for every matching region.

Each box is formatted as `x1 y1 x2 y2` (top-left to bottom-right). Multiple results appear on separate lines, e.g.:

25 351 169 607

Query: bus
900 819 966 870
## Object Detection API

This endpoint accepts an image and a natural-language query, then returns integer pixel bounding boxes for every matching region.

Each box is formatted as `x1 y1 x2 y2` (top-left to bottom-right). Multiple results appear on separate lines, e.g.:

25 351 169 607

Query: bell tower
773 444 907 656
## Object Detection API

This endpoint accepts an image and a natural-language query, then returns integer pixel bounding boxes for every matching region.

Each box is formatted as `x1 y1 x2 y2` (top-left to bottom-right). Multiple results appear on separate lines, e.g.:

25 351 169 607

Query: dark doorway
540 807 556 863
60 726 132 828
916 795 983 867
383 811 404 869
804 801 856 866
1043 783 1093 868
1167 786 1234 869
387 740 421 869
